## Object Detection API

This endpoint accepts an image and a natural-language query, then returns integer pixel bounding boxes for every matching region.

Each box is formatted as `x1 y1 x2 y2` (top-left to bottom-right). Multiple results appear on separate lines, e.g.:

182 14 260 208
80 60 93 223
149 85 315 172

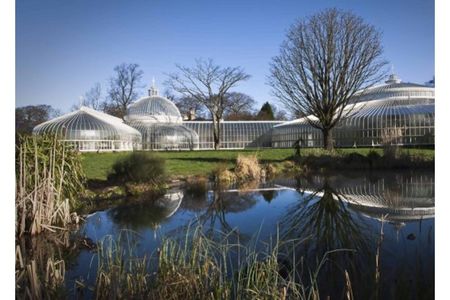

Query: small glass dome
124 85 182 124
33 106 142 152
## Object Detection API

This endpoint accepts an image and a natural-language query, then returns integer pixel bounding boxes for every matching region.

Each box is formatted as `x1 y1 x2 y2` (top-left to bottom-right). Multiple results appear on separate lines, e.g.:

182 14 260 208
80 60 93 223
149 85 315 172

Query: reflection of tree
280 179 375 298
260 190 278 203
202 187 257 235
182 182 257 239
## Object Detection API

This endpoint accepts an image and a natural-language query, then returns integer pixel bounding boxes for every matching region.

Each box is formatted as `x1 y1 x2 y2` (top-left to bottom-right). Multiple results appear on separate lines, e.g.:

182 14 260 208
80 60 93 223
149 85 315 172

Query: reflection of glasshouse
124 85 200 150
32 106 142 151
274 172 435 220
272 74 435 148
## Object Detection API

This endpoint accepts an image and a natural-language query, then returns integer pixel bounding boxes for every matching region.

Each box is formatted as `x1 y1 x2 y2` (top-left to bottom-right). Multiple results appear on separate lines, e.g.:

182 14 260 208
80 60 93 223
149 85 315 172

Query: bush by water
107 152 166 184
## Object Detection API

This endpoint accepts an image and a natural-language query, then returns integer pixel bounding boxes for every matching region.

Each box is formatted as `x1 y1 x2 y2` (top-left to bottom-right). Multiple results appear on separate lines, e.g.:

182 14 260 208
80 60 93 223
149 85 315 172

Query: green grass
81 148 434 181
81 149 294 180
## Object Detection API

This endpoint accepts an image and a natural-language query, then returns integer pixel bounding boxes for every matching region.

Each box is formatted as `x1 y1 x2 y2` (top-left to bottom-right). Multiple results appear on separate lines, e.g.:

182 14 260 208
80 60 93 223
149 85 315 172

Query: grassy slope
81 148 434 181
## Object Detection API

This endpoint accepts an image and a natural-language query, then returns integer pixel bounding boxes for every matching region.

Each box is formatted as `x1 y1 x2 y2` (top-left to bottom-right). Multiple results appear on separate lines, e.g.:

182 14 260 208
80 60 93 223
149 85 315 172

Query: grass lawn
81 147 434 181
81 149 294 180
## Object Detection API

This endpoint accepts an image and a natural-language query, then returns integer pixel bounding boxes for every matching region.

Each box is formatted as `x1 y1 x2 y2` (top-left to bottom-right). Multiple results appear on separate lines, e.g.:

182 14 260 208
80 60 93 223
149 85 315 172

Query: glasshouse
183 121 283 149
124 85 200 150
32 106 142 151
272 74 435 148
33 74 434 152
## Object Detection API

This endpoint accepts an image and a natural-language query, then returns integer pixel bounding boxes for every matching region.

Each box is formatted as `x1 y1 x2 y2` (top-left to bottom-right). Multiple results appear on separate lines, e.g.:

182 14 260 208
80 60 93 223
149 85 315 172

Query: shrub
107 152 166 184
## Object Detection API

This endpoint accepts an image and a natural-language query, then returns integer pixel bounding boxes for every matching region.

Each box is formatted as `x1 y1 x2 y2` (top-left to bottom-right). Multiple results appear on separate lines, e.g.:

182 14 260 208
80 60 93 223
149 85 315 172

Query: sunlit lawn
81 147 434 181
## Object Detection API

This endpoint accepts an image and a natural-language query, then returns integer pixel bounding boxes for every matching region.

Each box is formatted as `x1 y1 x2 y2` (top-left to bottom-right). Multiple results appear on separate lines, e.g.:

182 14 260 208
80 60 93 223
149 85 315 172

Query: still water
68 170 434 299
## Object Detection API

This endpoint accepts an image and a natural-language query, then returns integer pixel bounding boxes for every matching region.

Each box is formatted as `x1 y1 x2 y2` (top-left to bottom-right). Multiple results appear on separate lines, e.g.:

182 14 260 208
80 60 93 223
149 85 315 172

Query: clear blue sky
16 0 435 113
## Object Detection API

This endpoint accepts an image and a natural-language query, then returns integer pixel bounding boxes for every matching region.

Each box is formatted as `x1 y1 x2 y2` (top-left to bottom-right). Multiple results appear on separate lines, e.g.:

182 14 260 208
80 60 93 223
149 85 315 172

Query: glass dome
125 84 199 150
124 85 182 124
33 106 142 152
272 74 435 148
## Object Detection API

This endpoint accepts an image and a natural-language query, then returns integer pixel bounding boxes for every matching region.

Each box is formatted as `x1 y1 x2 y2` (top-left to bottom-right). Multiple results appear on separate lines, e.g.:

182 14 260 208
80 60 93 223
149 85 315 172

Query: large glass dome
33 106 142 152
272 74 435 148
125 84 199 150
131 122 200 150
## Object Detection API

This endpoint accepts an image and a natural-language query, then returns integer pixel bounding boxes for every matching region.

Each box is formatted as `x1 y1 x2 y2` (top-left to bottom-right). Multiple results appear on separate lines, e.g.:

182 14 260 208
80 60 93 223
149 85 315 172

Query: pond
67 170 434 299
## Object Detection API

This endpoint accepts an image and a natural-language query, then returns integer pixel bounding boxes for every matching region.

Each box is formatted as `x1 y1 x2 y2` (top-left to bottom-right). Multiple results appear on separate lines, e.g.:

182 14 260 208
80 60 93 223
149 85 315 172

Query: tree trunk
322 128 334 151
212 116 221 150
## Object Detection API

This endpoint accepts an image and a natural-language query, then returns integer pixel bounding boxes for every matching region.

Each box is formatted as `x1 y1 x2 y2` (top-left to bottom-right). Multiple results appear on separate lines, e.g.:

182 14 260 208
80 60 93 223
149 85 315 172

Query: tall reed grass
16 134 85 235
91 225 336 300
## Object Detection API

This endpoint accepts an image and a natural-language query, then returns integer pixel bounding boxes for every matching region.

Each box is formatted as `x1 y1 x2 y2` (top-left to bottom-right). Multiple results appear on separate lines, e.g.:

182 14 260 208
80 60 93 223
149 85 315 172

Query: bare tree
223 92 256 120
83 83 102 110
166 59 251 149
273 106 288 120
107 63 144 119
164 89 207 120
269 8 387 150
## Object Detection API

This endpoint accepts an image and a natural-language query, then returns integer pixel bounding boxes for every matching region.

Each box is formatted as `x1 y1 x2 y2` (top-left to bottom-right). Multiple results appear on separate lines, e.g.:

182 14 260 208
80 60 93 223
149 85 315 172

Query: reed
16 134 85 236
91 225 334 300
94 232 151 299
375 214 387 299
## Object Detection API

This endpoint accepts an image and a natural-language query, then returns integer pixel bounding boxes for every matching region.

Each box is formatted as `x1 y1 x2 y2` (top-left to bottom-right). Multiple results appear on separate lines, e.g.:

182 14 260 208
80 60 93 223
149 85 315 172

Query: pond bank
79 148 434 213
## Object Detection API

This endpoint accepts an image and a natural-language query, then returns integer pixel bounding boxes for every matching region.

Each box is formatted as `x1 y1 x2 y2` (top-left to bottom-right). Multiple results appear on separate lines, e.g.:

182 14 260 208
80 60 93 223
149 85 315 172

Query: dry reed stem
344 270 353 300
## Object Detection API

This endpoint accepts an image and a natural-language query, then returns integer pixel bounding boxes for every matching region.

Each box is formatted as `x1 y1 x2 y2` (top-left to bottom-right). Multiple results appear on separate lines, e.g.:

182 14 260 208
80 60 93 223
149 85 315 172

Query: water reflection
70 171 433 299
185 181 258 236
274 171 434 222
108 190 183 230
279 178 374 298
274 171 434 299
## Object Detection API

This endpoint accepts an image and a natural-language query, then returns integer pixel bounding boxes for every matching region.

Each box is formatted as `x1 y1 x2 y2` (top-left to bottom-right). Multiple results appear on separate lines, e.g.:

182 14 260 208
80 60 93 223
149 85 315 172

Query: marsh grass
16 134 85 236
94 231 151 299
90 224 347 300
235 154 262 183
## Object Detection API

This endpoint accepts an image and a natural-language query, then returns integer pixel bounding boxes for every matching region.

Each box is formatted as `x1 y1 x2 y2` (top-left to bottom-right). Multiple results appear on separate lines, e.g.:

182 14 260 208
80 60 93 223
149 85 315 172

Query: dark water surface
67 170 434 299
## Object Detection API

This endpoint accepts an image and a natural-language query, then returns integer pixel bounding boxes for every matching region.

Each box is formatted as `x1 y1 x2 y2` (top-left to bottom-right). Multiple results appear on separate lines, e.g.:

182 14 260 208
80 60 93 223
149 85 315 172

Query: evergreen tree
256 102 275 120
